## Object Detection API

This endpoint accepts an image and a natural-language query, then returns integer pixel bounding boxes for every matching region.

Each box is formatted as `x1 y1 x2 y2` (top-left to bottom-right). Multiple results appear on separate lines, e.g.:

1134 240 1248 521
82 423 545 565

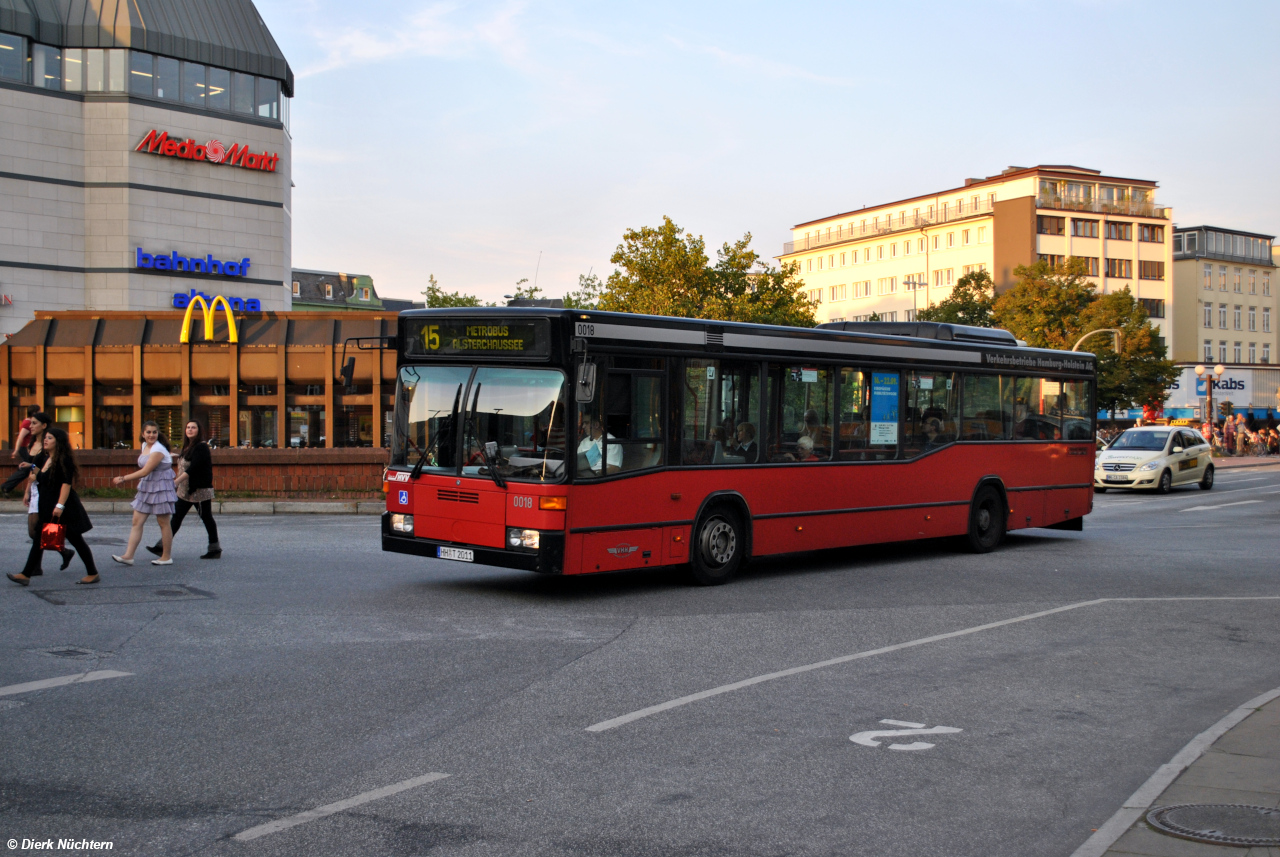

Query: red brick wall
73 448 390 498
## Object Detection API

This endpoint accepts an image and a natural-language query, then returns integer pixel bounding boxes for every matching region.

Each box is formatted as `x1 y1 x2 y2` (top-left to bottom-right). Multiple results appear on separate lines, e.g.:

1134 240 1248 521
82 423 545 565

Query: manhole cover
33 584 214 606
1147 804 1280 846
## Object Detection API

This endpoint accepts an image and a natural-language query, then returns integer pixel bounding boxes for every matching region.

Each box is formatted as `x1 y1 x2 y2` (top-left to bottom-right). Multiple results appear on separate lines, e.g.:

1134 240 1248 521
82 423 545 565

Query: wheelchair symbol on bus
398 490 409 505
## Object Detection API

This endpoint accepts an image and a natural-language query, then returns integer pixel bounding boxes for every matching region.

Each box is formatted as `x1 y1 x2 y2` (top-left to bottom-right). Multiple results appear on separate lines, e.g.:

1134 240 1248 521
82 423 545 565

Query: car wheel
689 507 744 586
1156 469 1172 494
965 486 1006 553
1094 487 1107 494
1199 464 1214 490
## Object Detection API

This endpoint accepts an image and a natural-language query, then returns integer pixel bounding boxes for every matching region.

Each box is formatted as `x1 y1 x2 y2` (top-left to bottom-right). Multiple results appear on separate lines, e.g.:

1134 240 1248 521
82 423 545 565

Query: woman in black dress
8 427 99 586
148 419 220 559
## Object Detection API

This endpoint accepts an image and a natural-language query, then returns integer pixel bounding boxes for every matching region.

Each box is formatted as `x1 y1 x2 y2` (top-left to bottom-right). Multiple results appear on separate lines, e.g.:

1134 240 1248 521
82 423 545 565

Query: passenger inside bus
732 422 758 463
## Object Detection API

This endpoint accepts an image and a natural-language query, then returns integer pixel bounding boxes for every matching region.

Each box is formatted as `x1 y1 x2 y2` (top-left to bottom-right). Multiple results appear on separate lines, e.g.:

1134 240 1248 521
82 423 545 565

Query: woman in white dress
109 421 178 566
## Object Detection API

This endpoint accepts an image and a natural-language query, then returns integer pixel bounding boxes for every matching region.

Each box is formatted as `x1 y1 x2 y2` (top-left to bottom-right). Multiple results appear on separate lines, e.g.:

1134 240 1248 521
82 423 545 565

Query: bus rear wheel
689 507 744 586
966 486 1006 553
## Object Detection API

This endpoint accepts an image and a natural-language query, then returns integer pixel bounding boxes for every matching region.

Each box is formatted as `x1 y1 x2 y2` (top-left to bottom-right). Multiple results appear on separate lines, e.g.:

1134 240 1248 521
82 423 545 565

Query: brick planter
72 447 390 498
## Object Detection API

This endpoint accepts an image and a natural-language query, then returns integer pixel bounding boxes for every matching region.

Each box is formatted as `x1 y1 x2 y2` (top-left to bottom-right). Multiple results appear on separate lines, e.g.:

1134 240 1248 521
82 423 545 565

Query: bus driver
577 417 622 475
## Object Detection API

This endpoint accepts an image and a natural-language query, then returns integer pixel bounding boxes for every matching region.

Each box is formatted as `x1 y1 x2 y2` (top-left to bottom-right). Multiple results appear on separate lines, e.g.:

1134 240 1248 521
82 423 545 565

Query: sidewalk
1084 692 1280 856
0 499 384 515
1213 455 1280 470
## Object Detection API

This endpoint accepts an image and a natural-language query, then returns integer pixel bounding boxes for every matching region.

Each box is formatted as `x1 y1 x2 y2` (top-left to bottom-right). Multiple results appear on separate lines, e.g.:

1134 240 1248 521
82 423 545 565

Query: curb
0 500 383 516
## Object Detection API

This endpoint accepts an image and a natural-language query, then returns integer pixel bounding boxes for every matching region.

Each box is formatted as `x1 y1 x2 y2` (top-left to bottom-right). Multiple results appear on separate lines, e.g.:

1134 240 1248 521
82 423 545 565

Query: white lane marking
851 720 962 751
878 719 925 728
585 600 1108 732
1069 684 1280 857
1180 500 1264 512
1091 482 1280 509
233 773 450 841
1216 476 1268 484
586 596 1280 733
0 670 133 697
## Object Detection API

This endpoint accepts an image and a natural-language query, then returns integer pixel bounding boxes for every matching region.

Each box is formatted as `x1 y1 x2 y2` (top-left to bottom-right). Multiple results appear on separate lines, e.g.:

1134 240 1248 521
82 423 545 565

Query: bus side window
865 370 901 459
1011 376 1048 440
836 368 867 461
682 359 759 465
612 373 665 473
1061 379 1093 440
902 371 957 458
960 375 1011 441
767 364 835 462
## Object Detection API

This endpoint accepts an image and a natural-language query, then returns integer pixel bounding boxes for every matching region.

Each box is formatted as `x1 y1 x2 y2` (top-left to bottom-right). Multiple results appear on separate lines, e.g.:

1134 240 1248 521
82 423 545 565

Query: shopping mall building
0 0 294 340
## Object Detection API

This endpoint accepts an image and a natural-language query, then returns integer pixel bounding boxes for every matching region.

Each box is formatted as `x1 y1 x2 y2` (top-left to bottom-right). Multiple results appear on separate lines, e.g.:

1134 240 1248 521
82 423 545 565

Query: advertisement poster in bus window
870 372 899 445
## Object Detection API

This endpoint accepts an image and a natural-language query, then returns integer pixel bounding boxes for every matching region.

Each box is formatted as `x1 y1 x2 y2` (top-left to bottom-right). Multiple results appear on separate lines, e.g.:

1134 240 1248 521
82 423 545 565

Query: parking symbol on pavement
850 719 962 751
398 490 409 505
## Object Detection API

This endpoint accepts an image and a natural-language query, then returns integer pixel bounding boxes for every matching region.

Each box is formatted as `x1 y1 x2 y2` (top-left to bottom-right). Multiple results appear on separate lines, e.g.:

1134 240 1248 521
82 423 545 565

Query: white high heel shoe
111 555 134 566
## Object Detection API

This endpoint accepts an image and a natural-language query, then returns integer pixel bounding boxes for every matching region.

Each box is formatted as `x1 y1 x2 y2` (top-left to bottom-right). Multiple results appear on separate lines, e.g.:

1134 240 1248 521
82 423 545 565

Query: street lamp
1072 328 1123 352
1193 363 1226 429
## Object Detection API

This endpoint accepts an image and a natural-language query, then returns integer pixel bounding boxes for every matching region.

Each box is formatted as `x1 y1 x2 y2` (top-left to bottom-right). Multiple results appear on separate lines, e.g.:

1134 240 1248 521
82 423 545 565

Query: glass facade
0 33 290 129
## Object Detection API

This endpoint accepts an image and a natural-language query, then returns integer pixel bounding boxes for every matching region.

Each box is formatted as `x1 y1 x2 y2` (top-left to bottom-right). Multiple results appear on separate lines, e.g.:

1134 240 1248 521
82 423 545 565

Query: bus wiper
411 383 462 480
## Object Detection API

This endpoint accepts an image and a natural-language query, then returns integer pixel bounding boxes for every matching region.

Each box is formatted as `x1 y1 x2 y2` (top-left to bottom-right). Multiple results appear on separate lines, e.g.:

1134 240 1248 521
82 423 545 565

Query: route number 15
422 324 440 350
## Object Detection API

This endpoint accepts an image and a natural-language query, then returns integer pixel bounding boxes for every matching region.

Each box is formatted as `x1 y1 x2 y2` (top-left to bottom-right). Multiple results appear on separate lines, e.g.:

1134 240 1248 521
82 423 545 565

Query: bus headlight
391 514 414 534
507 528 540 550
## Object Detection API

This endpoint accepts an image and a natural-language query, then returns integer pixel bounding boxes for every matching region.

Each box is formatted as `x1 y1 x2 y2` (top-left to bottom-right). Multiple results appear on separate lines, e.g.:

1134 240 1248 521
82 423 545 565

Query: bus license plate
437 547 474 562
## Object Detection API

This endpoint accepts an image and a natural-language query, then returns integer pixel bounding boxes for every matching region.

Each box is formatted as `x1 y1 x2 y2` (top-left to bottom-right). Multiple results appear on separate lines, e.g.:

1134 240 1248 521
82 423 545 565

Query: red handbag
40 522 66 553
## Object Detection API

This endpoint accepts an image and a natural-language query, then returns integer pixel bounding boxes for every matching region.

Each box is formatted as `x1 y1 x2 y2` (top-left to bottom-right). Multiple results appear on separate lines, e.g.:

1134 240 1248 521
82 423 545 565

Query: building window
1105 258 1132 278
1219 304 1228 328
1173 233 1184 253
1220 341 1228 363
1249 343 1257 363
1265 275 1271 296
904 240 912 256
962 229 971 246
1138 260 1164 280
808 288 823 304
1186 232 1199 252
1038 254 1065 268
806 259 812 272
878 245 885 260
852 281 871 298
0 33 25 81
829 254 835 268
1234 342 1242 363
830 284 846 301
917 237 926 253
291 280 300 296
1204 340 1213 362
1036 216 1065 236
876 277 897 295
1078 257 1100 276
882 311 898 322
1249 270 1256 293
1234 267 1242 292
1249 306 1256 331
361 287 371 301
977 226 987 243
1265 344 1272 364
1234 306 1242 330
1220 265 1228 290
1265 307 1272 333
1138 298 1165 319
947 232 955 248
839 252 846 266
891 243 898 258
325 284 333 299
931 235 939 251
988 192 996 208
1105 222 1132 241
904 309 916 322
818 256 824 270
1139 224 1164 243
1203 264 1213 289
1204 303 1213 328
1072 219 1099 238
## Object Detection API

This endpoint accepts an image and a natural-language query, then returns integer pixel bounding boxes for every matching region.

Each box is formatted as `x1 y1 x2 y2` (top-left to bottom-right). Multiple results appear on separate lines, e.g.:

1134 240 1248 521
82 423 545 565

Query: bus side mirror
340 357 356 392
575 363 597 403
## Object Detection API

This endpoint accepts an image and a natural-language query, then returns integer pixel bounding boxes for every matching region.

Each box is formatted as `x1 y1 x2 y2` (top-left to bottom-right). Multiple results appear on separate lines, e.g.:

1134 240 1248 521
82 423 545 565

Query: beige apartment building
1170 226 1276 366
780 165 1174 350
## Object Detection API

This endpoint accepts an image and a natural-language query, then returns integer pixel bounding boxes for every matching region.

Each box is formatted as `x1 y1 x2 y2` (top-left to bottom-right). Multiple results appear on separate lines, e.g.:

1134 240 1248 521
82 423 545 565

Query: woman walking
148 420 220 559
18 413 76 569
8 428 99 586
110 421 177 566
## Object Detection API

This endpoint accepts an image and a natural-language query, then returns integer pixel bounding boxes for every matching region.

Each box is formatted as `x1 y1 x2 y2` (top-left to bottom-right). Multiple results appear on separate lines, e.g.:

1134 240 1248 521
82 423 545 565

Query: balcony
783 197 994 255
1035 194 1169 219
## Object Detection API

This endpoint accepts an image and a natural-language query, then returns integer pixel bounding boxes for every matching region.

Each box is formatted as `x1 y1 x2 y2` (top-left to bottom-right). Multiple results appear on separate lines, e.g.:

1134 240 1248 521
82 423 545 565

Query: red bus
381 309 1096 584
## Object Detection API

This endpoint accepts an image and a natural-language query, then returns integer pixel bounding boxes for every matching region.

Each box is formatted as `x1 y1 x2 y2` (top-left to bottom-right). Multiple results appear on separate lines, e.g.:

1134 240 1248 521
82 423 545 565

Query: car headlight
507 528 540 550
1137 460 1161 471
391 514 414 533
1095 460 1105 470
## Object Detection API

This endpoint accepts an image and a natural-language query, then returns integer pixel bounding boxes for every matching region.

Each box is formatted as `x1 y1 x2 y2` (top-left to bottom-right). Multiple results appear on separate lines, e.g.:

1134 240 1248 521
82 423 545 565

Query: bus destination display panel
404 318 551 358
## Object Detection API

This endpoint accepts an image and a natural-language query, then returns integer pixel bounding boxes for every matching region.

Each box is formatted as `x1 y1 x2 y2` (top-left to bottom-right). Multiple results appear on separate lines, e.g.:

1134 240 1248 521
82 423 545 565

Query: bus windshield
392 366 567 482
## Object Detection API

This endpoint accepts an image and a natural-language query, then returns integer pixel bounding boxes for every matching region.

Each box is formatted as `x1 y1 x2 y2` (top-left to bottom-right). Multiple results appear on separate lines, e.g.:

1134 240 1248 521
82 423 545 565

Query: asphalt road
2 466 1279 857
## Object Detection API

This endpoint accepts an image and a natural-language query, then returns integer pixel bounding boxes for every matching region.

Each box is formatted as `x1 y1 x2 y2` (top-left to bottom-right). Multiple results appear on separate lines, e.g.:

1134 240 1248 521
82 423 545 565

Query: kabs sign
136 130 280 172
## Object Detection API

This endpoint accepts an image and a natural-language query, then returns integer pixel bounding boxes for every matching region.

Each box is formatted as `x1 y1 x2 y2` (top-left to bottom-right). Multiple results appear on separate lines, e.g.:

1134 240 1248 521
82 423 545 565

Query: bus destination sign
404 318 550 358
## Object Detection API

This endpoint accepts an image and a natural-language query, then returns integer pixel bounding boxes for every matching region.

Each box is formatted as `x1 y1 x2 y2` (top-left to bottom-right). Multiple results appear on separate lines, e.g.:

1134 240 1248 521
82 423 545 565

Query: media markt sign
135 130 280 172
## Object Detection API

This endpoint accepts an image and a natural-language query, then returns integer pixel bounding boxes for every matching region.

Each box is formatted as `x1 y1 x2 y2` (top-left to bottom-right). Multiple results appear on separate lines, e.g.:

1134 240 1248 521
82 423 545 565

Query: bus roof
397 307 1097 376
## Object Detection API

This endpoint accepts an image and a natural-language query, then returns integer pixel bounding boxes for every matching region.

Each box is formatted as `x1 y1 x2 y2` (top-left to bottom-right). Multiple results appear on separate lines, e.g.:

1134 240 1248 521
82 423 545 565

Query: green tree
992 258 1096 349
564 272 604 310
598 216 814 326
421 273 486 308
1079 288 1178 415
916 269 995 326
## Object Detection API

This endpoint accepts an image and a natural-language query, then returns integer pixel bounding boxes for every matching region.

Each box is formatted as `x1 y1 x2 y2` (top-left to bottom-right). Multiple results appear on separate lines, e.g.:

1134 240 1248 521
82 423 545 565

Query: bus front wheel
690 508 744 586
966 486 1006 553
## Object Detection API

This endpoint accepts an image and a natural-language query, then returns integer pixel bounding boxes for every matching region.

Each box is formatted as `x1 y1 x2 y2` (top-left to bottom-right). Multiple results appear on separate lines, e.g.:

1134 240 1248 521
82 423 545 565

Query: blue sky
259 0 1280 304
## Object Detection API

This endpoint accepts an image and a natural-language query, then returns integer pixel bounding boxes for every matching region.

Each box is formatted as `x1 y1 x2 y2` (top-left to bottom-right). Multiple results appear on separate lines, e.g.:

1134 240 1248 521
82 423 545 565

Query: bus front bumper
381 513 564 574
